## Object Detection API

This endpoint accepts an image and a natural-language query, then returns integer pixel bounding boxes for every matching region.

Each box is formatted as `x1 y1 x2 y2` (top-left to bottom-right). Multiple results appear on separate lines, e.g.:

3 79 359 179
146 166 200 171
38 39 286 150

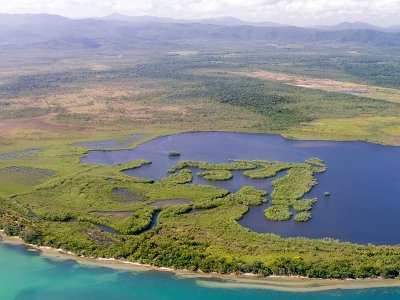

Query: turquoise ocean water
1 242 399 300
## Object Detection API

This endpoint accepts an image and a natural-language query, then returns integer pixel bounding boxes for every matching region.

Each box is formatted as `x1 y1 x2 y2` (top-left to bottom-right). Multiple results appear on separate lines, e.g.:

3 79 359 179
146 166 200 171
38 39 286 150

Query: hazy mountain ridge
313 22 381 31
312 21 400 33
97 14 284 27
0 13 399 50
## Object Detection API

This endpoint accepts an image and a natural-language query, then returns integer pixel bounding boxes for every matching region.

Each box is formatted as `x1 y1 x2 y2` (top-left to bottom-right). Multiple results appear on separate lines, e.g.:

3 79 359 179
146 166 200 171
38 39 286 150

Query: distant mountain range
312 21 400 32
99 14 400 32
0 13 399 50
97 14 285 27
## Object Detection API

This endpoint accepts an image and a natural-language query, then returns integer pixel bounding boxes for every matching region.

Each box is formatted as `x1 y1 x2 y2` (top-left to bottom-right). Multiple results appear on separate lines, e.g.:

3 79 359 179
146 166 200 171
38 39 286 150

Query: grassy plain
284 116 400 145
237 70 400 103
1 42 400 146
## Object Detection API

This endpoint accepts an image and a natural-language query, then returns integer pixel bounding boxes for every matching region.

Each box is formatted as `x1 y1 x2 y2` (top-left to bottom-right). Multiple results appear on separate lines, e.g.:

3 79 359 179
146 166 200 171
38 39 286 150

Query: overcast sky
0 0 399 27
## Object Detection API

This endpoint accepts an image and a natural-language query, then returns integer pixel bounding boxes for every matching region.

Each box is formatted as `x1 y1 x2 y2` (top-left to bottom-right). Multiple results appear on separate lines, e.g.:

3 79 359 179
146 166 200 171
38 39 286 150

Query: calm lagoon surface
82 132 400 245
72 134 144 149
1 242 400 300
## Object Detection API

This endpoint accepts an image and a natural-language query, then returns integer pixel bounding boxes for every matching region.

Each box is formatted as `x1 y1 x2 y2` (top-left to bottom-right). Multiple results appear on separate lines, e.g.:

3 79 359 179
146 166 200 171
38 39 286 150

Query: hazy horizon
0 0 399 27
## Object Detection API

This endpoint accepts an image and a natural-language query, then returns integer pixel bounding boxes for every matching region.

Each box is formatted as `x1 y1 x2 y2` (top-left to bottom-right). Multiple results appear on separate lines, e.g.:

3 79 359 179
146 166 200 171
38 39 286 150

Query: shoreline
80 130 400 154
1 233 400 292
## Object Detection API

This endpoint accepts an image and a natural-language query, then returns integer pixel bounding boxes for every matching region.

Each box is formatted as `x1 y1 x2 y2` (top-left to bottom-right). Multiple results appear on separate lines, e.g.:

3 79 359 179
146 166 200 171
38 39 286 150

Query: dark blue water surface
82 132 400 245
96 225 120 235
0 148 41 160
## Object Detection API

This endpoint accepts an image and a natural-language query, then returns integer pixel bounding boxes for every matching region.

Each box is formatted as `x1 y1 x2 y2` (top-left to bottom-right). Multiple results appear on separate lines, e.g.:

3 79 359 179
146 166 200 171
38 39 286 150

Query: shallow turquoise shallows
1 243 400 300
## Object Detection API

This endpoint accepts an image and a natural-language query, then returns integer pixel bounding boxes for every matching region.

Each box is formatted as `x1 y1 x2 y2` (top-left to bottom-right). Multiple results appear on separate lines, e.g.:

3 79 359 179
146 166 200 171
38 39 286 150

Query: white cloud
0 0 399 26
